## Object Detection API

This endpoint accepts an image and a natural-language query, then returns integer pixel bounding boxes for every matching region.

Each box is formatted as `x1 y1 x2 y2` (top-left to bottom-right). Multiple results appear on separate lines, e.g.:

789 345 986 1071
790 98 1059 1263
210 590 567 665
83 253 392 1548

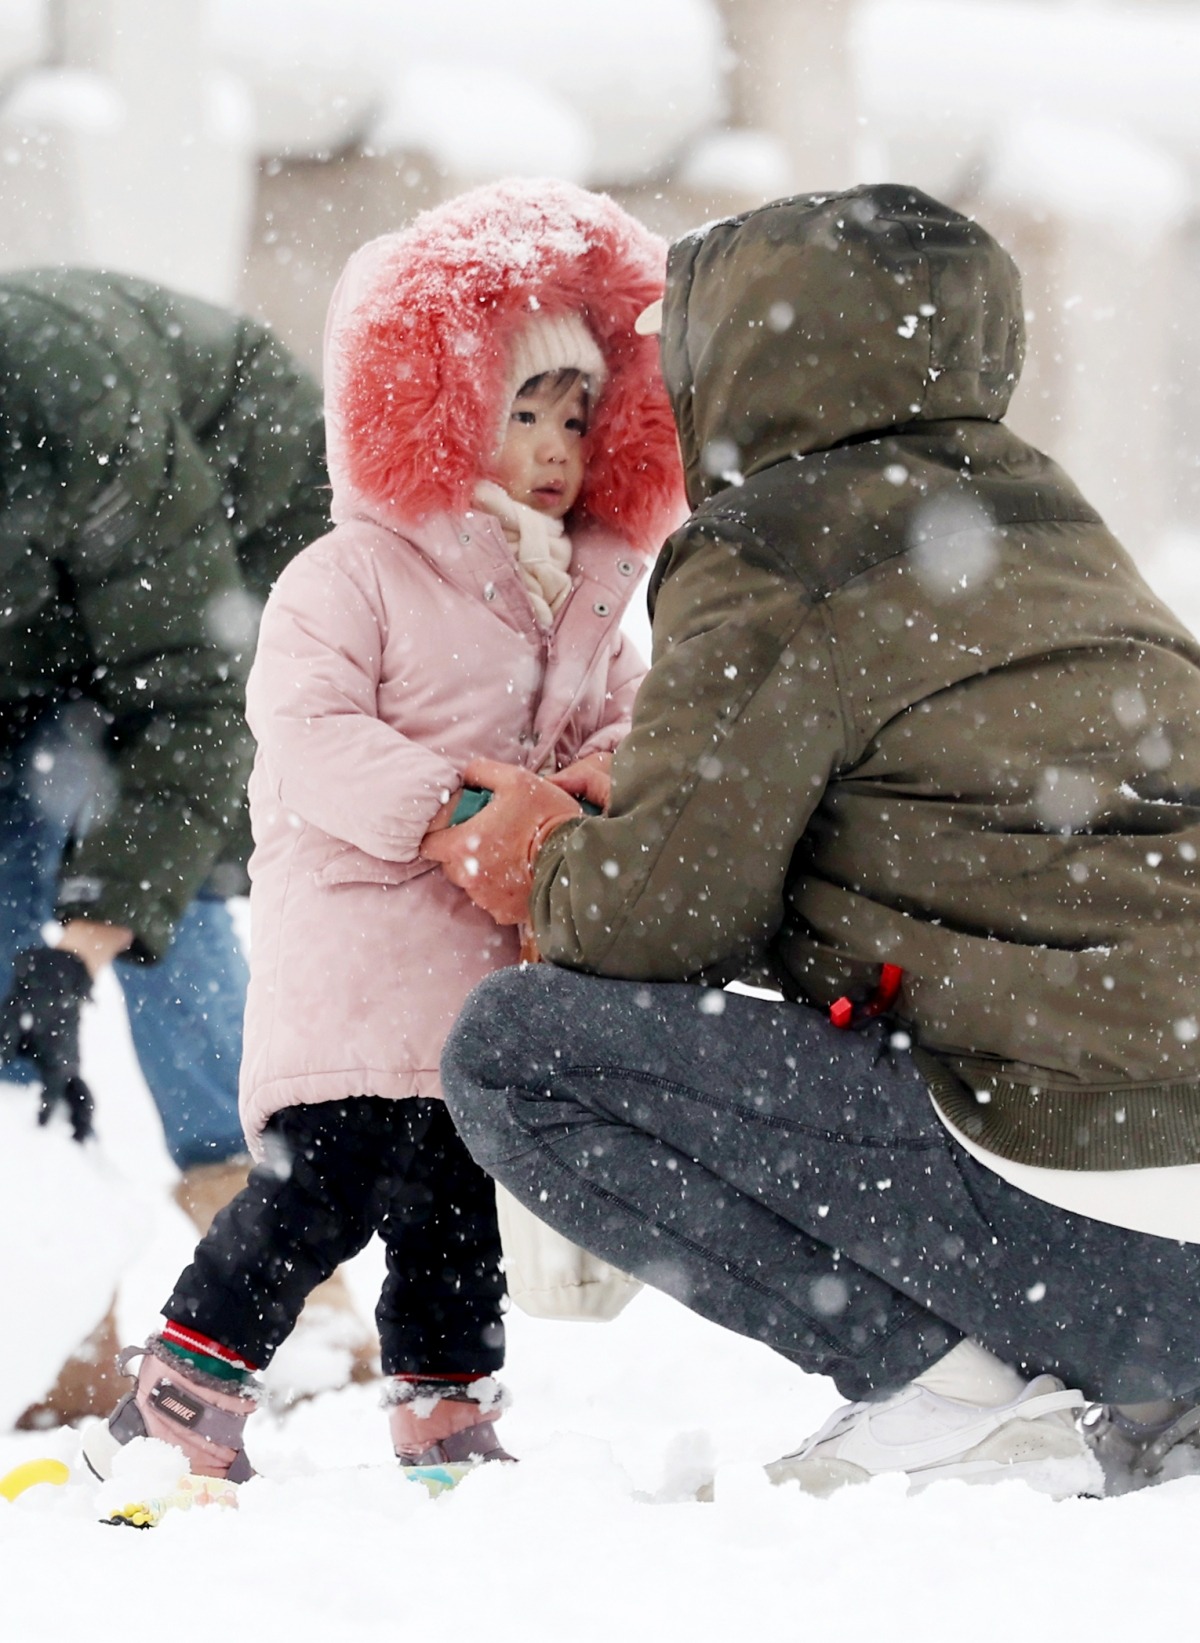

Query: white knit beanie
503 311 608 411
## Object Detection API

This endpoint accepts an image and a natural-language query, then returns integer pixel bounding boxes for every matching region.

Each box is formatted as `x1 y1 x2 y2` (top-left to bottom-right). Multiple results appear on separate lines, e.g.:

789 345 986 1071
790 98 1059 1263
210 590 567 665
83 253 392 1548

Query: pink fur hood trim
323 177 686 555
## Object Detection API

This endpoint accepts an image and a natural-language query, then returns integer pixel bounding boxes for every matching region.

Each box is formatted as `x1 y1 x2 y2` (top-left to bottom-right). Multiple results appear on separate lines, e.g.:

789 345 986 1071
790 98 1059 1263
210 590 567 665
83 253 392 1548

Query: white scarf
473 480 574 630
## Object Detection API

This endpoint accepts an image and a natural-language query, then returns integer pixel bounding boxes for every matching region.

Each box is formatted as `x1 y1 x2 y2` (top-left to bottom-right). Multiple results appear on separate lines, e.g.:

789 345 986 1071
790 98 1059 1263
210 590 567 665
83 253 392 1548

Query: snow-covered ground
5 545 1200 1640
6 1011 1200 1643
5 1075 1200 1643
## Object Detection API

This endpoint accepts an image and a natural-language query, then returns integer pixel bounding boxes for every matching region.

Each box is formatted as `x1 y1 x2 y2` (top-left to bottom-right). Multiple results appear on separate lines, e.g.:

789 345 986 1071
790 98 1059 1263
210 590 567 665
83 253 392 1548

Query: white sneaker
766 1375 1102 1500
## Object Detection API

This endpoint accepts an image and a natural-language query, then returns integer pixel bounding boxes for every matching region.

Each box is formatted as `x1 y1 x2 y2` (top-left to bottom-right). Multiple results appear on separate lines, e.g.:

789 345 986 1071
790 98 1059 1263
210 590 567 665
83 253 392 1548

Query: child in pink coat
83 179 684 1487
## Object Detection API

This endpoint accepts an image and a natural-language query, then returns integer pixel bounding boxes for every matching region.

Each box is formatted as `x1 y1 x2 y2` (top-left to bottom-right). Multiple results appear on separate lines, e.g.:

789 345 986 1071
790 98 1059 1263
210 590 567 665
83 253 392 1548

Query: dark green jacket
531 185 1200 1171
0 270 327 960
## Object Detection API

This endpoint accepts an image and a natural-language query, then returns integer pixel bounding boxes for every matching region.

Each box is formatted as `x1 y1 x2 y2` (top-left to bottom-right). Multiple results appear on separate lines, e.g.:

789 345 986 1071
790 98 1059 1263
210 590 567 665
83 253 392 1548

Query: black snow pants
163 1097 505 1377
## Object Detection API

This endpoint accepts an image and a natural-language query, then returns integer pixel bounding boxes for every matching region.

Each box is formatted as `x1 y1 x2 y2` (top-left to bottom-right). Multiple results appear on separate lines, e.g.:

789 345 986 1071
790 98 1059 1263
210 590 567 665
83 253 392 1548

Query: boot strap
396 1419 514 1466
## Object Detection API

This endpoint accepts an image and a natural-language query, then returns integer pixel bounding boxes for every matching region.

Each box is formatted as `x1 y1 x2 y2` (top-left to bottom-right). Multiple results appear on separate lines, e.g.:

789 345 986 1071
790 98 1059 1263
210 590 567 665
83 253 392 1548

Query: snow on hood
323 177 685 553
657 184 1026 508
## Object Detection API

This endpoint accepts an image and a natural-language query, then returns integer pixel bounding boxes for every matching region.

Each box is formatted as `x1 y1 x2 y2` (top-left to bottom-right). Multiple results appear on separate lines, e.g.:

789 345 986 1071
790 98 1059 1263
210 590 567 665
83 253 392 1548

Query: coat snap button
594 600 611 616
617 559 635 576
484 583 496 601
461 533 471 545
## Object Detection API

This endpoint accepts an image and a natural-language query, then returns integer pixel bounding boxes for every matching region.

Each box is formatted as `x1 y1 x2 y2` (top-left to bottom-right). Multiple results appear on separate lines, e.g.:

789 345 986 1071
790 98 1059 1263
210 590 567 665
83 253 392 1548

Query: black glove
0 946 96 1142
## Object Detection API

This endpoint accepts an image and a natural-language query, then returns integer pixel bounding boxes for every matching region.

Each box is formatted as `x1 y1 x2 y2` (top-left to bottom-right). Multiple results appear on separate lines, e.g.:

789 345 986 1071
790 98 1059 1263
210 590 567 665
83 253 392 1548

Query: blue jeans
0 717 247 1168
443 964 1200 1405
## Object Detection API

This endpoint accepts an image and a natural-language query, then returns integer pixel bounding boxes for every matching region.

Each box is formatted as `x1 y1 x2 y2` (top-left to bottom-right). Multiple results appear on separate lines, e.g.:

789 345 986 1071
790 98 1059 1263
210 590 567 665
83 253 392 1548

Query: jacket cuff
526 811 578 870
529 814 585 884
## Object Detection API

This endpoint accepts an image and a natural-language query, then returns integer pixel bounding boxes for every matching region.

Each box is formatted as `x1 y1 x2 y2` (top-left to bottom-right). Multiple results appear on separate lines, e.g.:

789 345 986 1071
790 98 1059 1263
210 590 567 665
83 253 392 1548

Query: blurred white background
1 0 1197 597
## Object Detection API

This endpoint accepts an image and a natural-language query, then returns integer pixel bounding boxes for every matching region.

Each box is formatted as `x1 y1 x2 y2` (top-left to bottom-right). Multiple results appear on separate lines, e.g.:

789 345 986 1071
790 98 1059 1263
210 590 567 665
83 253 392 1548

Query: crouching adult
426 185 1200 1499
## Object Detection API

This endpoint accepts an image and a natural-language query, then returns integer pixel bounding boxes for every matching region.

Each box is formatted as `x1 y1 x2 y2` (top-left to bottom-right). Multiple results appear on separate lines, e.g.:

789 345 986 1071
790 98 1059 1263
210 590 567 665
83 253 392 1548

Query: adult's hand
56 918 133 976
0 946 96 1141
420 757 582 925
547 750 613 813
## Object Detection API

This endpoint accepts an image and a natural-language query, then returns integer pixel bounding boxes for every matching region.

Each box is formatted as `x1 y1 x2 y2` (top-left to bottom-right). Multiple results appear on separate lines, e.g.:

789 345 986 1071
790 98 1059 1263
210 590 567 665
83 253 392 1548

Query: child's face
493 376 588 520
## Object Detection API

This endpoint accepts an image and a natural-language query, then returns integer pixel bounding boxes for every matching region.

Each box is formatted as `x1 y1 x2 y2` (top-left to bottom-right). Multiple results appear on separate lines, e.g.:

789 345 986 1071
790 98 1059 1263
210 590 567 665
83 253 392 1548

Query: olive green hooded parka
530 185 1200 1172
0 271 327 961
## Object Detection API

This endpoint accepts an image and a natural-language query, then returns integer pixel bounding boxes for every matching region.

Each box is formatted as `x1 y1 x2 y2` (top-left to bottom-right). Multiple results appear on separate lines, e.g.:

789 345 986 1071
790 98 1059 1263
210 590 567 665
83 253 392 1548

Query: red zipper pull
829 996 855 1029
829 964 904 1029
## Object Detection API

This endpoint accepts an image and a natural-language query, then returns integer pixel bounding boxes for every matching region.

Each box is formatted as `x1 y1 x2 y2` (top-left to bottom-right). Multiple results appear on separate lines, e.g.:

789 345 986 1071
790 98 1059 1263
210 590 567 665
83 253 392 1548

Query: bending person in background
0 270 371 1426
432 186 1200 1502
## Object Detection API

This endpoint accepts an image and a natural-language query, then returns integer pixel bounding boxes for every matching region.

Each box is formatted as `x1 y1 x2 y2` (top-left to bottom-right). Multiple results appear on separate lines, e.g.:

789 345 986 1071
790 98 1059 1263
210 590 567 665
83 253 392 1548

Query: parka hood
659 184 1026 506
324 178 685 553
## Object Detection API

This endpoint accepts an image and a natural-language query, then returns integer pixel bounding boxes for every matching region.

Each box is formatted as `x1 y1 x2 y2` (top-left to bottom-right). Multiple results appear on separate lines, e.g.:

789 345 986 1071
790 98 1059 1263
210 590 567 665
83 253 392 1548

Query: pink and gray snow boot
388 1375 514 1487
82 1337 260 1483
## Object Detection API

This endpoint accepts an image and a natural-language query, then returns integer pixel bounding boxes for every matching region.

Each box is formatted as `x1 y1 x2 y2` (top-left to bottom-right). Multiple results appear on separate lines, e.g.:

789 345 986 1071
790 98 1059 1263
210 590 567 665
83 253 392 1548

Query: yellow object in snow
103 1472 239 1528
0 1457 71 1501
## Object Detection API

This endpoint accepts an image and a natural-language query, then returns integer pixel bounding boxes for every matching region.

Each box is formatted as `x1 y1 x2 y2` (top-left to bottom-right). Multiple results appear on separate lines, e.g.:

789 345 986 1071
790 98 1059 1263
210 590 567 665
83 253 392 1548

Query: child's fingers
418 827 456 861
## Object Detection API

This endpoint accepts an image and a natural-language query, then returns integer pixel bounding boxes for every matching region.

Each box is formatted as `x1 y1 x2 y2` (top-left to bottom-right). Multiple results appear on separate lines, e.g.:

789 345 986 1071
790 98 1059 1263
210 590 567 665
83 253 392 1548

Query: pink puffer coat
237 180 684 1151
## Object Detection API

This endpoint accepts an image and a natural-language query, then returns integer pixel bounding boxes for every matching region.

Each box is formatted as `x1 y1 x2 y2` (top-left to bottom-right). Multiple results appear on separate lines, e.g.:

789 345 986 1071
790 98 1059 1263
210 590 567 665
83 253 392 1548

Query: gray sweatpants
442 965 1200 1405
